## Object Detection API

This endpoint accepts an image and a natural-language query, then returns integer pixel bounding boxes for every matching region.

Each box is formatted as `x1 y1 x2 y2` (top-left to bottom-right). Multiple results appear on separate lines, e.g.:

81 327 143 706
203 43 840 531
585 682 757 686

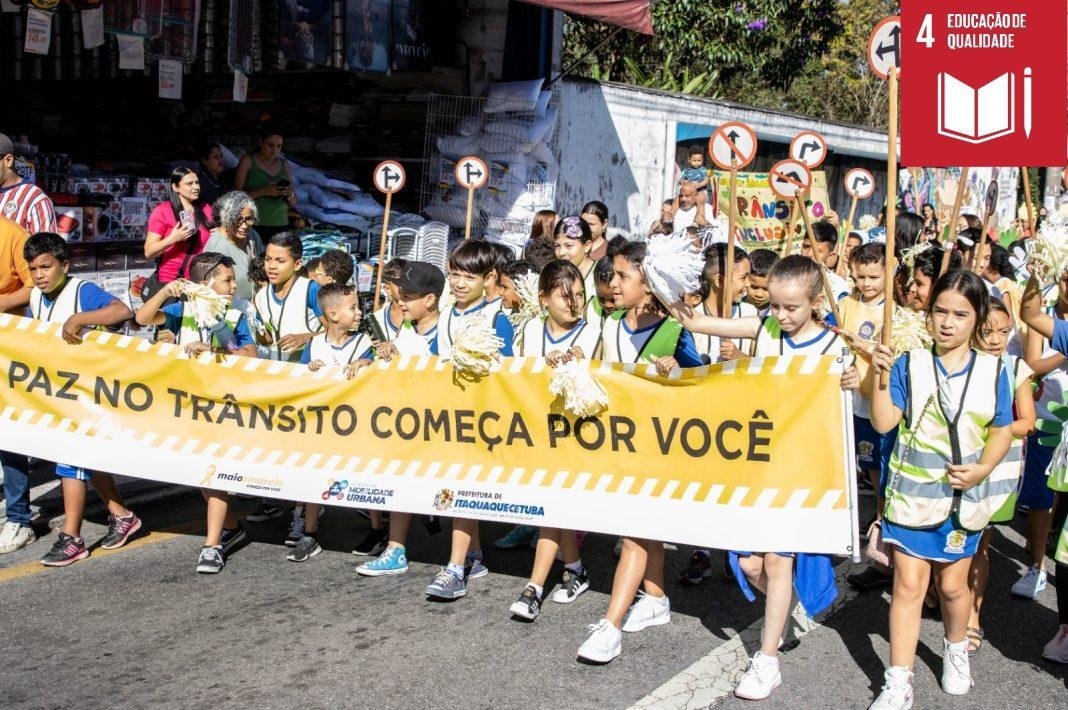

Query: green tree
564 0 898 128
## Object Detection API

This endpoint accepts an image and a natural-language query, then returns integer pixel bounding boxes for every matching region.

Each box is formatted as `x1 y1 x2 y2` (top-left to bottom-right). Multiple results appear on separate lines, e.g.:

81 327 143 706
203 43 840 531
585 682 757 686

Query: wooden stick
722 166 739 316
938 242 953 278
880 67 899 388
973 213 996 275
947 167 970 245
781 200 797 257
796 194 841 326
1021 166 1036 237
836 195 859 276
372 191 394 310
463 186 475 240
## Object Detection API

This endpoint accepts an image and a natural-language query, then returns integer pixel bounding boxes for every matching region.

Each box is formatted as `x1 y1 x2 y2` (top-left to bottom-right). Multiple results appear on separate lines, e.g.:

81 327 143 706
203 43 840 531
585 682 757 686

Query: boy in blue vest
23 232 141 566
135 251 258 573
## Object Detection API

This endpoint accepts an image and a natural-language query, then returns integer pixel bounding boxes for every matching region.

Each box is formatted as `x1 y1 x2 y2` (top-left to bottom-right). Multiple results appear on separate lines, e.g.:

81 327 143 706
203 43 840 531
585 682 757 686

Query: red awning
517 0 653 35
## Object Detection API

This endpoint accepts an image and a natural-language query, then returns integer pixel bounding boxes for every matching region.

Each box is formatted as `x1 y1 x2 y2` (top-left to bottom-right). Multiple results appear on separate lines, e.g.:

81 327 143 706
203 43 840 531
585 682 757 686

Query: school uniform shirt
0 180 56 234
688 300 757 364
159 301 255 349
435 298 514 359
300 332 373 366
27 277 116 322
601 314 704 367
393 320 440 357
372 303 404 342
837 294 887 418
253 276 323 361
515 317 602 359
752 317 844 358
882 349 1013 561
1029 285 1068 429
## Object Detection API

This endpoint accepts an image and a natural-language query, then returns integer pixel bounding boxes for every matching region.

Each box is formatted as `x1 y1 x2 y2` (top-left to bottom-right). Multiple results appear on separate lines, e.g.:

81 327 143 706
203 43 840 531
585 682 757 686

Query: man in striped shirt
0 133 55 234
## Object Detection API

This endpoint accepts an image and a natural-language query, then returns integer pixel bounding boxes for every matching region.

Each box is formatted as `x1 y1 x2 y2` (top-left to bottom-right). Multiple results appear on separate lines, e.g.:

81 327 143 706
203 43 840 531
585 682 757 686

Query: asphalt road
0 488 1064 709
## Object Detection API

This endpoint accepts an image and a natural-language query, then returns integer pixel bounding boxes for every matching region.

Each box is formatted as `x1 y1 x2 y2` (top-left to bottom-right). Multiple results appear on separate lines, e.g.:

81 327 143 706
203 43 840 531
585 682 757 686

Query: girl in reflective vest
665 254 859 701
1019 274 1068 665
868 271 1013 709
508 260 601 622
576 239 704 665
967 296 1035 653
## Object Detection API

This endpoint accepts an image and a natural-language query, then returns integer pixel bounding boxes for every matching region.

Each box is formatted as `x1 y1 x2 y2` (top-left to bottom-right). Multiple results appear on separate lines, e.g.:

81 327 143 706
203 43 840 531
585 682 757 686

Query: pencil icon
1024 67 1032 138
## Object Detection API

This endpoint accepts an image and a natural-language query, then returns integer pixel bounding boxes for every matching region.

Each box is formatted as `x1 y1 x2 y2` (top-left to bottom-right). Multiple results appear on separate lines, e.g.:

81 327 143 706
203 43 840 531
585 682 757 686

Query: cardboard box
120 197 148 228
68 255 96 273
95 253 127 271
55 206 84 242
126 252 154 269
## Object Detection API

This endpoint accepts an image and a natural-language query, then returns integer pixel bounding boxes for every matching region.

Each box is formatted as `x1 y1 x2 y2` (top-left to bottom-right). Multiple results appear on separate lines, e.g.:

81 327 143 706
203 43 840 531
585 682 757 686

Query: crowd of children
3 186 1068 710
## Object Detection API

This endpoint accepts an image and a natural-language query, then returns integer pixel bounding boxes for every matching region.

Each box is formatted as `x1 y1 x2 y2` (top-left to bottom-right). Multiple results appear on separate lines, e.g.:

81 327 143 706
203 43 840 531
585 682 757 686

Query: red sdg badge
901 0 1068 167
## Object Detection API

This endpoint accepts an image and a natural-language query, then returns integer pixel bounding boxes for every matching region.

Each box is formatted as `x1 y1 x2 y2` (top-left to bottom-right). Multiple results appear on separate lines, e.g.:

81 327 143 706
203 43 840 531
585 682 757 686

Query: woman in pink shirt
144 167 214 283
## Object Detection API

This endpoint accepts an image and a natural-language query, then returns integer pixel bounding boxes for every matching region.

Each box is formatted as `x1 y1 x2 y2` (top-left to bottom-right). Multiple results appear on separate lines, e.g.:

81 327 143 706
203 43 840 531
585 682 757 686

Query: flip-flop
966 627 984 655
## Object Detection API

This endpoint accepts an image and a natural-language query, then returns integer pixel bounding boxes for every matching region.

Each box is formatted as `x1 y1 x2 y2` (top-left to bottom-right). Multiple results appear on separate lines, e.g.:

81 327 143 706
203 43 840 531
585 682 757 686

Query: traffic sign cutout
373 160 406 194
844 168 876 200
789 131 829 169
768 160 812 199
868 15 902 80
708 122 758 171
455 156 489 190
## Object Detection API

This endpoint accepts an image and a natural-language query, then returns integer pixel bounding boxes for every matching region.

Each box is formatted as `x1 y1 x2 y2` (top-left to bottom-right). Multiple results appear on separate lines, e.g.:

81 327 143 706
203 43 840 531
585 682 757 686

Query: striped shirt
0 181 56 234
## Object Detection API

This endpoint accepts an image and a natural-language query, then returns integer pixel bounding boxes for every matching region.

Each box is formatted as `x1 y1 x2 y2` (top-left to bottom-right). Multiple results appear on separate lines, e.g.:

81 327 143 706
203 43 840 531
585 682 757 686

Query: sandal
966 627 984 655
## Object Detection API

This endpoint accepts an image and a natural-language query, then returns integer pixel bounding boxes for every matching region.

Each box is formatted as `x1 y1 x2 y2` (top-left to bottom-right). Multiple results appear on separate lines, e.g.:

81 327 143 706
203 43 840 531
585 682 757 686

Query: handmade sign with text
901 1 1068 166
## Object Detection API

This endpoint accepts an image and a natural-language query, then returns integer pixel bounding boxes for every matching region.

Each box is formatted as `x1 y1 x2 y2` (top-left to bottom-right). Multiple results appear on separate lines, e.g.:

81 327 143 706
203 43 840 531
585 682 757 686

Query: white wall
556 78 891 235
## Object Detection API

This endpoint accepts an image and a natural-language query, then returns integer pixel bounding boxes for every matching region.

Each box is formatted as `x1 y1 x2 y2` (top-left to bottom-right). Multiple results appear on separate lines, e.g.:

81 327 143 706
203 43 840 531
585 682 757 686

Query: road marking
629 563 862 709
0 520 203 585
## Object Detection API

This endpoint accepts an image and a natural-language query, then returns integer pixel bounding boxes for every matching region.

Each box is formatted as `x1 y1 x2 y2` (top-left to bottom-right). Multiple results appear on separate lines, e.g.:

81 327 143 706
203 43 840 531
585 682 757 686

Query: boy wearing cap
356 261 444 576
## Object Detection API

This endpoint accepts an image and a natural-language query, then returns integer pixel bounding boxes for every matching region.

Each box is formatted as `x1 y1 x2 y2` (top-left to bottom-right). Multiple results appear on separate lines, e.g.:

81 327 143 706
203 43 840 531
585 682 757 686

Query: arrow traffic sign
372 160 406 194
789 131 828 169
708 121 758 171
843 168 876 200
867 16 901 80
768 160 812 199
455 156 489 190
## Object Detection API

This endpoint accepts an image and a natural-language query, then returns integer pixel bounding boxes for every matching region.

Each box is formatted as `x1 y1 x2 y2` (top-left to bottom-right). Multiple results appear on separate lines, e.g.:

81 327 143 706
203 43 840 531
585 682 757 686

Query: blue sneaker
465 557 489 580
494 525 538 549
357 546 409 577
425 568 466 599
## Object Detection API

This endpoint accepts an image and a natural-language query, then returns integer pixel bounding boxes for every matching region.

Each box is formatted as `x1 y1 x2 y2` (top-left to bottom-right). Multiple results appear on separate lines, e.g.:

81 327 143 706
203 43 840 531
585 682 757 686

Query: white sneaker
869 666 913 710
0 521 36 554
941 637 973 695
733 651 781 700
621 591 670 632
1011 566 1047 599
1042 624 1068 664
577 618 622 663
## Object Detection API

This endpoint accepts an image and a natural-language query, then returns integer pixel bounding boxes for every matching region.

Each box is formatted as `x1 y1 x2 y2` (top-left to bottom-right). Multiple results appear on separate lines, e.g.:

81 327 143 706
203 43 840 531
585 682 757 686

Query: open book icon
937 72 1016 143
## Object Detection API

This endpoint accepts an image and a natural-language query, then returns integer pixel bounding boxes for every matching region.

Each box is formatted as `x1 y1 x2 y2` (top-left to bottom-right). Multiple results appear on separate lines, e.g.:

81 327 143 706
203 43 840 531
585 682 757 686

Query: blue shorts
879 428 898 493
854 415 884 468
55 463 91 481
1020 433 1056 509
882 517 981 562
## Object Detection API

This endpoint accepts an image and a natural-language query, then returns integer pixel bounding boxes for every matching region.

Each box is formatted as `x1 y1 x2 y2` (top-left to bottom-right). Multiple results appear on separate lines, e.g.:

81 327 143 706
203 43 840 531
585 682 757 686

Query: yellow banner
0 315 858 554
713 170 832 249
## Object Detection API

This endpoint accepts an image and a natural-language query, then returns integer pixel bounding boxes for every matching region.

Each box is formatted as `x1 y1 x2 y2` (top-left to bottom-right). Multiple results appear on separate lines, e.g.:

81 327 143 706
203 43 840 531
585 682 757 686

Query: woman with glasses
204 191 264 300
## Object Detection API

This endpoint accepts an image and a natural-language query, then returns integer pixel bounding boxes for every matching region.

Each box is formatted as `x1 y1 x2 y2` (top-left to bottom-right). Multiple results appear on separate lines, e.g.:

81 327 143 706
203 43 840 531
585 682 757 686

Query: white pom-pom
1027 213 1068 283
858 215 878 231
644 231 704 306
450 316 504 378
891 307 932 357
178 281 229 329
548 360 609 417
508 270 543 328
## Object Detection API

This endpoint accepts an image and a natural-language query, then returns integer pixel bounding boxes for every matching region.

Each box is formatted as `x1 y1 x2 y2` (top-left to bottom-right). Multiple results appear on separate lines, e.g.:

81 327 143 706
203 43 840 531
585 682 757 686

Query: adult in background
0 133 55 234
204 191 263 301
580 200 610 260
144 167 214 294
0 214 34 554
195 140 230 208
648 199 676 236
234 128 296 240
672 182 714 231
